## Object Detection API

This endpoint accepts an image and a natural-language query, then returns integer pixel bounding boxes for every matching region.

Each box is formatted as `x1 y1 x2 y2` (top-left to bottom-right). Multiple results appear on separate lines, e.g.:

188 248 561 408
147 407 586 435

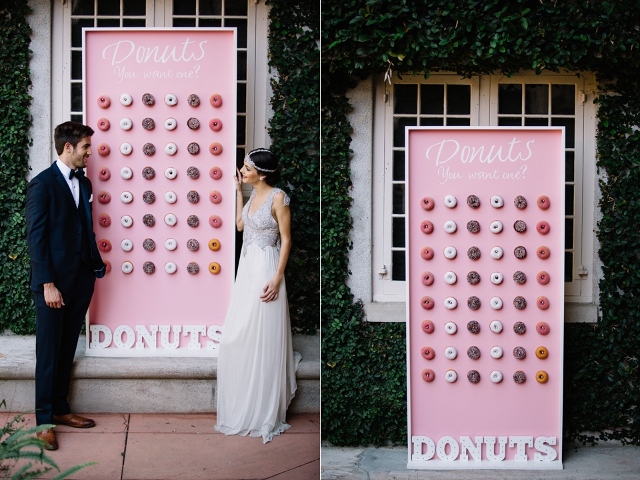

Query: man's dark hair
54 121 94 155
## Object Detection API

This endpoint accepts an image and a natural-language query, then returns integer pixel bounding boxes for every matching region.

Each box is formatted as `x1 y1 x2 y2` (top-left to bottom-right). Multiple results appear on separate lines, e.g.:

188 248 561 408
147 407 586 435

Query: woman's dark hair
247 148 280 186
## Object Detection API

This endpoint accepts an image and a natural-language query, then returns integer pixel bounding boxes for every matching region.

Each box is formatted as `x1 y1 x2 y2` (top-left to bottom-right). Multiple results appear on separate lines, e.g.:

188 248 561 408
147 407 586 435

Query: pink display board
406 128 564 469
83 29 236 357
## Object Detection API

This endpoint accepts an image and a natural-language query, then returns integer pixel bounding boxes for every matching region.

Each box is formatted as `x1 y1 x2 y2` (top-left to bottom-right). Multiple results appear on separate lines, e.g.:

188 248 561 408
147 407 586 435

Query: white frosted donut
164 118 177 130
444 195 457 208
490 370 503 383
443 246 457 259
121 261 133 273
490 346 504 359
444 322 457 335
164 261 177 274
165 167 177 179
444 346 458 359
444 271 457 284
120 191 133 203
120 143 132 155
120 118 133 130
445 370 458 383
165 238 177 251
490 320 503 333
164 93 178 106
121 215 133 228
491 195 504 208
164 191 177 203
119 93 132 106
490 246 504 259
120 167 133 180
490 296 503 310
121 239 133 252
164 213 177 226
165 143 177 155
490 272 504 284
490 220 503 233
444 297 457 309
443 220 457 233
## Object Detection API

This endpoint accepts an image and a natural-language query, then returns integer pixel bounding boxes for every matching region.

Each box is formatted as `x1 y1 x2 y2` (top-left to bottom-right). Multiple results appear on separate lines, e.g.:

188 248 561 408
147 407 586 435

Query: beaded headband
245 149 277 172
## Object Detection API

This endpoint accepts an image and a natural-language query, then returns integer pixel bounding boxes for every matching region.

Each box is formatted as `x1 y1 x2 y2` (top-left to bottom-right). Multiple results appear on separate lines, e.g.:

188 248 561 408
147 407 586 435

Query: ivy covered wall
322 0 640 445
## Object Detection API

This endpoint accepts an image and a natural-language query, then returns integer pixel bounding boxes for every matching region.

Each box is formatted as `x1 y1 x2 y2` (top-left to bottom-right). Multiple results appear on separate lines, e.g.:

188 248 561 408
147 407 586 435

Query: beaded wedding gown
215 188 297 443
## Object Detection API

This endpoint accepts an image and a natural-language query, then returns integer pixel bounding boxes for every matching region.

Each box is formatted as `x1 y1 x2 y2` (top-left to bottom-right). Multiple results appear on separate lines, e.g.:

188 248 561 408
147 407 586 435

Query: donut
421 220 434 234
104 260 112 273
490 297 503 310
165 143 177 155
120 191 133 204
98 239 112 252
536 346 549 359
421 369 435 382
120 239 133 252
187 262 200 275
444 346 457 359
164 118 177 130
490 220 503 233
143 261 155 274
443 271 457 284
97 118 110 131
209 118 223 132
165 168 177 180
536 246 551 259
209 215 223 228
98 167 111 181
490 272 504 284
98 143 111 156
421 271 434 286
466 271 480 285
142 191 156 204
165 262 177 274
119 93 133 106
98 213 111 227
490 246 504 259
165 213 178 227
537 271 550 284
513 296 527 310
444 195 457 208
121 215 133 228
513 346 527 359
420 296 434 310
490 371 503 383
165 238 177 251
143 143 156 156
208 262 221 274
187 117 200 129
187 166 200 179
164 93 178 106
209 166 222 180
467 370 480 383
421 247 434 260
208 238 221 251
513 321 526 335
187 190 200 204
513 371 527 384
490 346 503 359
491 195 504 208
97 190 111 204
97 95 111 108
537 195 551 210
513 220 527 233
142 214 155 227
120 167 133 180
443 246 456 259
142 118 155 130
188 142 200 155
467 246 480 260
467 320 480 334
467 296 480 310
185 239 199 252
467 346 481 360
536 221 551 235
142 166 156 180
444 322 457 335
490 320 503 333
142 93 155 106
187 94 201 107
443 220 456 233
420 197 435 211
120 143 132 155
513 271 527 284
121 261 133 274
143 238 155 251
444 297 458 309
467 195 480 208
165 191 177 203
421 320 435 334
514 246 527 259
467 220 480 233
421 346 435 360
536 322 551 335
514 195 527 209
537 296 550 310
187 215 199 227
120 118 133 130
445 370 458 383
536 370 549 384
210 94 223 107
209 142 223 155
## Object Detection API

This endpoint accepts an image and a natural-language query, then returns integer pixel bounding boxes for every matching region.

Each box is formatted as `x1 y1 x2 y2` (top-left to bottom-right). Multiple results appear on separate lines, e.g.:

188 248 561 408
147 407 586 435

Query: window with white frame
373 73 596 303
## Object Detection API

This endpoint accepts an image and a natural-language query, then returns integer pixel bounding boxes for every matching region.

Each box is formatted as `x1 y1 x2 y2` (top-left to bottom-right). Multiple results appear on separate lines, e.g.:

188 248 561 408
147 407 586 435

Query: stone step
0 334 319 414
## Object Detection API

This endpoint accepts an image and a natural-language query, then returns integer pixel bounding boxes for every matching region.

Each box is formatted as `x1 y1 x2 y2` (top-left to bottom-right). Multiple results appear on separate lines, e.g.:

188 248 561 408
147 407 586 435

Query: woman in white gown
215 148 297 443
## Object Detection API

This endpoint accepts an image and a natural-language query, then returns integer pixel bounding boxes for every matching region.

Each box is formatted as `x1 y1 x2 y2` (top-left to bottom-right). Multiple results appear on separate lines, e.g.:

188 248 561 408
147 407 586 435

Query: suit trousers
34 266 95 426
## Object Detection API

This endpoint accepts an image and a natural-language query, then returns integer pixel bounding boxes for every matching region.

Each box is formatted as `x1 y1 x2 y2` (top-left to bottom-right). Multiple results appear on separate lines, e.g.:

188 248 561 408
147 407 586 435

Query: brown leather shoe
52 413 96 428
36 429 58 450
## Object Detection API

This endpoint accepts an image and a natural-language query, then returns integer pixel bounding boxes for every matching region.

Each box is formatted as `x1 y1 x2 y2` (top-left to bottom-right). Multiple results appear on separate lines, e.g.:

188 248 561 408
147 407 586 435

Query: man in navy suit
26 121 106 450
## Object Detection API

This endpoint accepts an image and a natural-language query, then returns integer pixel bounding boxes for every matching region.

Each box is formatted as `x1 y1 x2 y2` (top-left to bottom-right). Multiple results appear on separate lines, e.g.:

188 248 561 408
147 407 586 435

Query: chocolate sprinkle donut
514 246 527 259
513 296 527 310
187 166 200 179
142 166 155 180
188 142 200 155
513 219 527 233
142 117 155 130
513 271 527 284
513 371 526 384
187 262 200 274
142 214 155 227
187 190 200 203
467 320 481 334
467 296 481 310
467 195 481 208
514 195 527 209
467 271 480 285
467 246 481 260
142 93 155 106
143 238 156 251
467 370 480 383
142 190 156 204
467 346 481 360
143 143 156 156
187 214 199 227
513 321 527 335
143 261 156 274
187 117 200 129
467 220 480 233
187 238 199 251
513 346 527 359
187 94 200 106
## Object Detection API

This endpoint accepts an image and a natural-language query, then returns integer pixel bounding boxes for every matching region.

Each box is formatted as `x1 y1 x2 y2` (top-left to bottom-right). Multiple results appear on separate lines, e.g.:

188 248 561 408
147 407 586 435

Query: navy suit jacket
26 162 105 294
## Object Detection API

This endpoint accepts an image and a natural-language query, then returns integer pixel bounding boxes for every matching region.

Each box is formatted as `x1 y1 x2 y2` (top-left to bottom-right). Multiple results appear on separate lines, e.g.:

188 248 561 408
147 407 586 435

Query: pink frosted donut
420 247 434 260
421 271 434 286
420 197 435 211
420 220 434 234
536 221 551 235
537 246 551 259
98 143 111 156
97 190 111 204
421 346 435 360
98 213 111 227
97 118 110 131
98 239 112 252
209 118 223 131
537 195 551 210
537 296 550 310
421 369 435 382
97 95 111 108
209 215 223 228
421 320 435 334
209 190 222 204
536 321 551 335
537 271 550 285
209 142 223 155
104 260 112 274
210 93 223 107
421 296 434 310
209 166 222 180
98 167 111 181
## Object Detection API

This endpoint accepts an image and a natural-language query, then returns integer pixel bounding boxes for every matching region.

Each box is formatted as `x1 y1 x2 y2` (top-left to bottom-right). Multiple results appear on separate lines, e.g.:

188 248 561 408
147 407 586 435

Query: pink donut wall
406 128 564 468
83 29 236 356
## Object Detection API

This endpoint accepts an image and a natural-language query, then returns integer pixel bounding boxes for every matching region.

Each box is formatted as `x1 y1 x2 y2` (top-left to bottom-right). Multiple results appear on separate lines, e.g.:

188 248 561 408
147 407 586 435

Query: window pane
393 117 417 148
123 18 146 27
236 50 247 81
392 184 405 214
552 118 575 148
71 50 83 80
236 115 246 144
524 117 548 127
72 0 94 15
225 19 247 49
97 0 120 16
447 117 471 126
552 84 575 115
173 18 196 27
72 18 94 48
225 0 247 16
392 251 406 281
447 85 470 114
200 0 222 15
394 84 417 114
174 0 196 15
236 83 246 113
498 117 522 126
420 117 444 126
71 114 83 123
564 252 573 282
498 84 522 114
420 84 444 114
565 151 575 182
199 18 222 27
525 84 548 114
71 83 83 112
123 0 146 16
97 18 120 27
393 150 405 181
236 148 245 169
565 219 574 248
392 218 405 247
565 184 574 215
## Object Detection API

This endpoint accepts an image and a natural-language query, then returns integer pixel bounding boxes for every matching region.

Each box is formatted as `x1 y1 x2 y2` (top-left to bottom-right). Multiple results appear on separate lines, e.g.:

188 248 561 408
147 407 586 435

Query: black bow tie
69 169 85 180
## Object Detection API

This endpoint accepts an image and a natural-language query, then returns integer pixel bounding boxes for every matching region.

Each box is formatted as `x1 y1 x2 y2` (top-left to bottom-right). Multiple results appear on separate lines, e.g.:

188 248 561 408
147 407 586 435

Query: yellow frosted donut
536 346 549 359
208 239 221 251
536 370 549 384
209 262 221 274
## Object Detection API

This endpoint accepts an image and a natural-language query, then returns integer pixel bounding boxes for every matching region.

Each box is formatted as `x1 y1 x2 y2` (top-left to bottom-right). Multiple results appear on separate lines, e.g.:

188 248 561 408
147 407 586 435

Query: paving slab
270 459 321 479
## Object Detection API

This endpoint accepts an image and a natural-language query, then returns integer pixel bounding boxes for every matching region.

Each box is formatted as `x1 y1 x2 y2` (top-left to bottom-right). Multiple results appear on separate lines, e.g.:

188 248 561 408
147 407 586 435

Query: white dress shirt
56 159 79 207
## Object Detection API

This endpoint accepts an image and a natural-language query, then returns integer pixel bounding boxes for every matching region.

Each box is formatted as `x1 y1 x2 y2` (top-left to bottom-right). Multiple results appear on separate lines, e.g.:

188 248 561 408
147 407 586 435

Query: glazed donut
514 246 527 259
444 322 457 335
97 118 110 131
490 346 503 359
420 296 435 310
165 143 178 155
165 168 177 180
444 297 458 309
142 143 156 156
537 271 550 285
164 93 178 106
443 220 456 233
443 246 456 259
421 220 434 234
467 370 480 383
142 93 155 106
97 190 111 204
467 271 480 285
536 346 549 359
537 195 551 210
491 272 504 284
119 93 133 106
513 371 527 384
490 296 503 310
121 239 133 252
187 239 199 251
421 271 434 286
165 238 177 251
209 142 223 155
513 271 527 284
121 215 133 228
513 220 527 233
142 214 155 227
210 94 223 107
536 371 549 384
421 346 435 360
120 118 133 130
98 167 111 181
187 262 200 275
142 191 156 204
467 220 480 233
143 261 155 275
142 118 155 130
421 320 435 334
165 191 177 204
165 261 177 274
98 143 111 157
164 118 177 130
513 321 526 335
187 190 200 204
209 166 222 180
444 195 457 208
444 346 457 359
467 346 481 360
187 215 199 227
187 94 201 107
536 246 551 259
514 195 527 209
536 321 551 335
121 261 133 274
536 221 551 235
490 246 504 259
104 260 112 273
490 371 503 383
467 246 480 260
467 195 480 208
187 166 200 179
98 239 112 252
537 296 550 310
490 220 503 233
120 143 132 155
98 213 111 227
120 191 133 204
142 166 155 180
444 271 457 284
445 370 458 383
513 346 527 359
187 117 200 129
208 262 221 274
420 197 435 211
97 95 111 108
209 215 223 228
208 238 221 251
188 142 200 155
120 167 133 180
209 118 223 132
491 195 504 208
421 369 435 382
467 320 481 334
421 247 434 260
513 296 527 310
164 213 177 226
143 238 156 251
490 320 503 333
